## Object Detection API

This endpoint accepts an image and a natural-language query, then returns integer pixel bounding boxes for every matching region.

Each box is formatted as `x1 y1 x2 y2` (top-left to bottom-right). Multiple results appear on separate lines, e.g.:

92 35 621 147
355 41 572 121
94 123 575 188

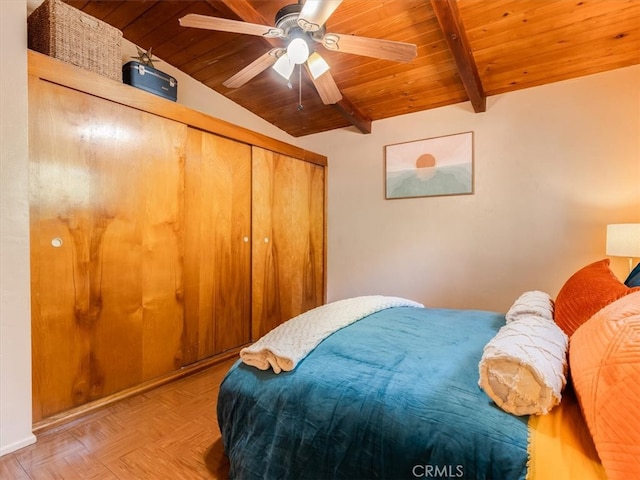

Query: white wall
299 65 640 312
0 0 37 456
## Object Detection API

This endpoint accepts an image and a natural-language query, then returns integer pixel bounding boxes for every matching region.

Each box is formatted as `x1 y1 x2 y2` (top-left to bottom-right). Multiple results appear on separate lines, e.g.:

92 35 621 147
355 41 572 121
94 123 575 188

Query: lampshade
273 53 295 80
287 37 309 65
307 52 330 79
606 224 640 257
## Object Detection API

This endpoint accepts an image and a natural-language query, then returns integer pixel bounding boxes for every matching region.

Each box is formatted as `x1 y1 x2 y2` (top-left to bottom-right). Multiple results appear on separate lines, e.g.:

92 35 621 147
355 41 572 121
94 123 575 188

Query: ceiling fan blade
305 63 342 105
322 33 417 63
179 14 283 38
223 49 284 88
298 0 343 32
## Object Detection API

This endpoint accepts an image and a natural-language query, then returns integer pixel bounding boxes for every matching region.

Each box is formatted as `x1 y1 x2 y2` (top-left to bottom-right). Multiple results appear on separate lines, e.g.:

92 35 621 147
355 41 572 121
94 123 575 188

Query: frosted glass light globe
287 38 309 64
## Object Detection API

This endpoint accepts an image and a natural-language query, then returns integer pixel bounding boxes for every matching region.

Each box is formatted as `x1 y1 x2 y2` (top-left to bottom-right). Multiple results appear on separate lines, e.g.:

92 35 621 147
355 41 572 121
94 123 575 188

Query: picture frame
384 131 474 199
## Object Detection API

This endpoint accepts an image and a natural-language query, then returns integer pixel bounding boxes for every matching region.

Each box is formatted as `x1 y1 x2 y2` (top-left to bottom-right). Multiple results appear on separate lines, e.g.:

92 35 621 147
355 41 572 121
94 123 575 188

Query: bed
217 259 640 480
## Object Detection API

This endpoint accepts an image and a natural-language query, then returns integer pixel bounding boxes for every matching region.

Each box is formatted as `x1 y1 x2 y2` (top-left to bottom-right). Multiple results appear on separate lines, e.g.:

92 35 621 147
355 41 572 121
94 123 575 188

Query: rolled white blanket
505 290 554 323
479 291 568 416
241 295 424 374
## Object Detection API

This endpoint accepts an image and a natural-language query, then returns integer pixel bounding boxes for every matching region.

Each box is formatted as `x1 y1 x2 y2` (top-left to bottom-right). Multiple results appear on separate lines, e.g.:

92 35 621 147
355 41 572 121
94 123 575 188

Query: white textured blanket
479 291 568 416
505 290 554 324
240 295 424 373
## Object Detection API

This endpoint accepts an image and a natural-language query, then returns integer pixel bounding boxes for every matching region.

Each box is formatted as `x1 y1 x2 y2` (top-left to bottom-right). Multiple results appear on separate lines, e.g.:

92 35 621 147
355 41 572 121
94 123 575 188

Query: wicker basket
28 0 123 82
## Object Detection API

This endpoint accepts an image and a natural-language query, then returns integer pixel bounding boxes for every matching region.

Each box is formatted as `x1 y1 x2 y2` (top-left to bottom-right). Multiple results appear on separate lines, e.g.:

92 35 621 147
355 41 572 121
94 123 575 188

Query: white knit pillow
478 313 568 416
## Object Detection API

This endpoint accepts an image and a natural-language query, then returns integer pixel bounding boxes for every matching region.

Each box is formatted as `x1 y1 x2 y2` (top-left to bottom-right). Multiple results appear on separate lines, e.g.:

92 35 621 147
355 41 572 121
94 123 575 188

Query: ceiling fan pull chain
297 65 303 111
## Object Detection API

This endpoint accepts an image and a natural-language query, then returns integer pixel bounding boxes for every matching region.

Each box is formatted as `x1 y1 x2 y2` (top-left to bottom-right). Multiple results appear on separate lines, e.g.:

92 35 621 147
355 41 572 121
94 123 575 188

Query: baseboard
0 433 37 457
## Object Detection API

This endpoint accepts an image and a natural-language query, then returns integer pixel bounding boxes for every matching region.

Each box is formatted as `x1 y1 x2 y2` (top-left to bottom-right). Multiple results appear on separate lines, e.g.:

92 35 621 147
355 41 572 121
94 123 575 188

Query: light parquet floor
0 358 236 479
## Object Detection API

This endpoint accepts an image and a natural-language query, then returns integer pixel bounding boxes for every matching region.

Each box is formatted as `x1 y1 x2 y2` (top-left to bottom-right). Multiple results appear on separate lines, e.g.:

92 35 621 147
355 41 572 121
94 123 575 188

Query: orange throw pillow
570 291 640 480
554 259 640 336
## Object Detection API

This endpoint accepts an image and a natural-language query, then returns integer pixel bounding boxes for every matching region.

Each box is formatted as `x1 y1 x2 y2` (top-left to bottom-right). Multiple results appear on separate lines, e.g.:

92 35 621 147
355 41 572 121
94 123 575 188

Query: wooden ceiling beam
217 0 372 134
333 96 372 134
430 0 486 112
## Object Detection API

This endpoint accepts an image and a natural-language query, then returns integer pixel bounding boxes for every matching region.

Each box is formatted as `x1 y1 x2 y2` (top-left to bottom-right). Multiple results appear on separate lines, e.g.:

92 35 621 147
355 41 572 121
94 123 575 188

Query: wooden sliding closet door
251 147 325 340
29 78 186 422
183 129 251 364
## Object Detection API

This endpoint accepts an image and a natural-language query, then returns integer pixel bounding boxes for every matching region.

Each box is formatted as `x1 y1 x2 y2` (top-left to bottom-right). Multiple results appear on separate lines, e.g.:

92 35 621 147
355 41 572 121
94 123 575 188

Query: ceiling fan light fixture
273 53 295 80
307 52 330 79
287 37 310 64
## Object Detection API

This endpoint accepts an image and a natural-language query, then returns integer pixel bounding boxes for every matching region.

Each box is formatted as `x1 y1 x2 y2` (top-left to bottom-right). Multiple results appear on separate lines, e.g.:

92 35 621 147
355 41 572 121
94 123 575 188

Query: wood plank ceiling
63 0 640 137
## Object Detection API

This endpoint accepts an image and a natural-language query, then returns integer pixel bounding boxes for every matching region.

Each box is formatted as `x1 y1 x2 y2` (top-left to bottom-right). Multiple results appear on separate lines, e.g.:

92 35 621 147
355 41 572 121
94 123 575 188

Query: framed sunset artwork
384 131 474 199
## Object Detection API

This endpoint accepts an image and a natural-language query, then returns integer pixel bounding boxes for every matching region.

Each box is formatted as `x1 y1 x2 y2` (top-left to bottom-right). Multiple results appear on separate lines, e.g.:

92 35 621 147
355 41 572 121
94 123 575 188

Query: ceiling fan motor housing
275 3 324 47
275 4 302 31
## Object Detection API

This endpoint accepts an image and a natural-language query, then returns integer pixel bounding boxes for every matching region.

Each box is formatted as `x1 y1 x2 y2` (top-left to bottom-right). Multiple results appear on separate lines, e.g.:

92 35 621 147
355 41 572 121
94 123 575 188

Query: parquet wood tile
1 358 236 479
0 454 30 480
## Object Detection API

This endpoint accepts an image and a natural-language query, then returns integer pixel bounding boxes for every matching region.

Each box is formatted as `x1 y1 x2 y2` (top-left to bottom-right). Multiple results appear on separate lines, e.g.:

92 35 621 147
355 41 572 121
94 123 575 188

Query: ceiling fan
179 0 417 105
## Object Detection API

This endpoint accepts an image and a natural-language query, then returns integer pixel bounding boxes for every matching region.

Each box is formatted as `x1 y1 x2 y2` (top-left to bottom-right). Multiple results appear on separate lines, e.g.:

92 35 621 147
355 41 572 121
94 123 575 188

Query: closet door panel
29 208 93 422
251 147 325 340
29 79 186 421
138 121 186 381
183 129 251 364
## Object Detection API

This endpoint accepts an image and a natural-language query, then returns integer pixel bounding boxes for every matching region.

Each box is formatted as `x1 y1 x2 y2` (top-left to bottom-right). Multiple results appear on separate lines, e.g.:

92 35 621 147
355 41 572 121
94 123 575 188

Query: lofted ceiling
62 0 640 137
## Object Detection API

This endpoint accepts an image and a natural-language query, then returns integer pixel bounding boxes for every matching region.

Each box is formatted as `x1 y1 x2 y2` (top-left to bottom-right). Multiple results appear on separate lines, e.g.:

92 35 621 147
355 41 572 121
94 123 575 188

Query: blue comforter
217 307 529 479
